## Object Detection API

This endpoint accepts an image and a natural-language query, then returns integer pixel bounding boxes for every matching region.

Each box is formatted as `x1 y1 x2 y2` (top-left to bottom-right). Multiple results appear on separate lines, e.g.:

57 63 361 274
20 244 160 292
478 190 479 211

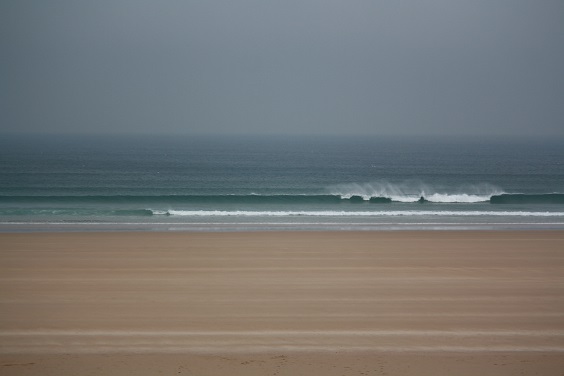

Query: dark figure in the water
418 196 426 203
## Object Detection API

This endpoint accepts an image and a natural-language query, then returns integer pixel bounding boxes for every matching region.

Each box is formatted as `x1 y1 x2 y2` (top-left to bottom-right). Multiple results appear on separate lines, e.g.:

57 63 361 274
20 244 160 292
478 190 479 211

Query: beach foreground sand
1 231 563 375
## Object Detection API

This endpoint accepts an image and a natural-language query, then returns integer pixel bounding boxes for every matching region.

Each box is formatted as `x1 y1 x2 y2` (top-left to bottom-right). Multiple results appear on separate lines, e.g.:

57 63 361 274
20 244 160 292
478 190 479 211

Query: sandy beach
1 231 563 375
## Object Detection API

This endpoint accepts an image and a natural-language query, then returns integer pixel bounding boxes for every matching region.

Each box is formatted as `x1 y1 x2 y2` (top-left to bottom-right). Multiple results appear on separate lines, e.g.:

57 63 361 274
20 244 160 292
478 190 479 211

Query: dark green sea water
1 134 563 231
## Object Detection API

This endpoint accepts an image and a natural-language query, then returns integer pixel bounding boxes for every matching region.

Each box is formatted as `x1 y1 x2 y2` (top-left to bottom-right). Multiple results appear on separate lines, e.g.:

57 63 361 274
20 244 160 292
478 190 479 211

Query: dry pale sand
0 231 563 375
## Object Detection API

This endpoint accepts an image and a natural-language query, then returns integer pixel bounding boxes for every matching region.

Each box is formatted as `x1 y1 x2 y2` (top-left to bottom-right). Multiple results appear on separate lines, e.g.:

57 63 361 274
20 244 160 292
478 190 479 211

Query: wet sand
1 231 563 375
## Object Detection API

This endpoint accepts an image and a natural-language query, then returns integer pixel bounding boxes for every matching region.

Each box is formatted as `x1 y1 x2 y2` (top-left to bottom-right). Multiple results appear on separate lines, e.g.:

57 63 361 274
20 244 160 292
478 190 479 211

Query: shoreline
2 221 564 233
1 231 563 374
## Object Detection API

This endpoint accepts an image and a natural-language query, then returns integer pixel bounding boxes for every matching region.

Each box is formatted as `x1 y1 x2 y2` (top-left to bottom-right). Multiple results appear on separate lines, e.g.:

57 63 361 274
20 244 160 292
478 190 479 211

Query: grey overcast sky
1 1 563 137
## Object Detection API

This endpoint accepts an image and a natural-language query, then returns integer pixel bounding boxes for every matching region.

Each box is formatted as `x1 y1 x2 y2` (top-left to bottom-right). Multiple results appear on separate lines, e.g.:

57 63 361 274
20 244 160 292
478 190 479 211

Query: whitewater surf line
162 210 564 217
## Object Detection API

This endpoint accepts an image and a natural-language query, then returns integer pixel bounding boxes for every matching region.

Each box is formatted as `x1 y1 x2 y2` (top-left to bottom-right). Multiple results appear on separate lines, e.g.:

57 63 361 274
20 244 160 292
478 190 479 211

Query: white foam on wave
424 193 490 203
165 210 564 217
331 181 503 203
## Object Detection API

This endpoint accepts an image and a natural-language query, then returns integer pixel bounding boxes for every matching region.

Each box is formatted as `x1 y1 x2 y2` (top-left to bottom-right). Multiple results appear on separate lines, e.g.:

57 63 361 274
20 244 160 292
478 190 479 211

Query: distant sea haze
1 134 563 231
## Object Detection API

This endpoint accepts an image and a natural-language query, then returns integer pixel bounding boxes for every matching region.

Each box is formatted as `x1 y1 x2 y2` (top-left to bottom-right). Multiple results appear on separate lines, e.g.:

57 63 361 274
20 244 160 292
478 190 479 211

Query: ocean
1 134 563 231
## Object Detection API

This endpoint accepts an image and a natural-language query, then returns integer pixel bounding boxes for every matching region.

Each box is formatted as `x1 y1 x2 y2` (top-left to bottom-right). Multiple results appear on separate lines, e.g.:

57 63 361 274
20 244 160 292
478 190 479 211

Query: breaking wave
329 182 503 203
1 182 563 206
